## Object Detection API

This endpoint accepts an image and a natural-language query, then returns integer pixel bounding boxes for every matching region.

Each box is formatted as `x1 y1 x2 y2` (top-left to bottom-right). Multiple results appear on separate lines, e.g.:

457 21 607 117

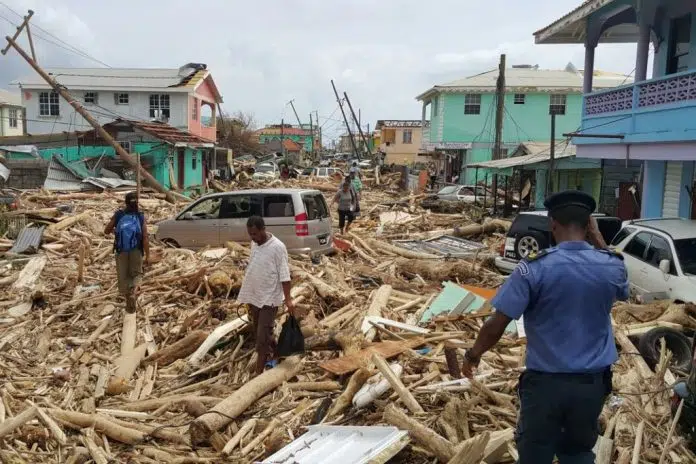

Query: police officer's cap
544 190 596 215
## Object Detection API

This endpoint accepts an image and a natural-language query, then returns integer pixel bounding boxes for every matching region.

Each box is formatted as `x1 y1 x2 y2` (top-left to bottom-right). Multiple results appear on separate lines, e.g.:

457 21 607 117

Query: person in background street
280 165 290 181
349 170 362 217
428 164 437 190
104 192 149 313
461 190 629 464
331 178 356 235
237 216 295 374
349 161 362 179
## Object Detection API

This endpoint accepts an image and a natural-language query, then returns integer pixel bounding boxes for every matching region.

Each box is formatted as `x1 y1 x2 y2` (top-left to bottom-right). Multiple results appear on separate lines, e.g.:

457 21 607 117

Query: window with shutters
549 94 567 115
464 94 481 115
39 92 60 116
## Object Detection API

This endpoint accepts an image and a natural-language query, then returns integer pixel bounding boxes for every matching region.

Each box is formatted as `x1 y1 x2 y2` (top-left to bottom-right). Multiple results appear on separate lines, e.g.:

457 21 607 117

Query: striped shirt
237 234 291 308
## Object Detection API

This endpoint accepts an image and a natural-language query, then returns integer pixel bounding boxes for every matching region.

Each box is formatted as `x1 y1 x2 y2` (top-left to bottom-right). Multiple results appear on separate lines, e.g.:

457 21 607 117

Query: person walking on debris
461 190 629 464
104 192 150 313
237 216 295 374
349 161 362 179
349 170 362 217
331 178 357 235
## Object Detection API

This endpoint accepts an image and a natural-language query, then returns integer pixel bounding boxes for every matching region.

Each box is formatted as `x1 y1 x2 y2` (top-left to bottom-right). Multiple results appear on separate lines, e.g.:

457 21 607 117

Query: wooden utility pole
331 80 358 158
288 100 302 127
4 27 179 203
1 10 36 61
491 54 506 215
343 92 372 158
309 113 314 160
280 118 285 157
547 112 557 197
136 152 142 199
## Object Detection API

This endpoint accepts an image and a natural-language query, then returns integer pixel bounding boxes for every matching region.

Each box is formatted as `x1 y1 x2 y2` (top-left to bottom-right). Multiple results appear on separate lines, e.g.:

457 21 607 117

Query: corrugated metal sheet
467 140 576 170
15 67 188 90
7 226 44 255
262 426 409 464
663 161 682 218
393 235 485 258
0 163 9 181
44 156 85 191
83 177 136 189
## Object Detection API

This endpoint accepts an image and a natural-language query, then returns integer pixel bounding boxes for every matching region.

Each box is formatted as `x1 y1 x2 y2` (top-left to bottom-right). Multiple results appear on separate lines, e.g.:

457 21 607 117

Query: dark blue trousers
516 369 612 464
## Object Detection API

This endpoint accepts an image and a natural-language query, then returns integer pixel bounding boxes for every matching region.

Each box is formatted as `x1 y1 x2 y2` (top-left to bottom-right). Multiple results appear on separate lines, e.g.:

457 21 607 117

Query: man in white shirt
237 216 295 374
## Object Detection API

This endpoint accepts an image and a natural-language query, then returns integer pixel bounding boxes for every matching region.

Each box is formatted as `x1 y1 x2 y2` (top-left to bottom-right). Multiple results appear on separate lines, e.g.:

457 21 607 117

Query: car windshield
438 186 459 195
674 238 696 275
256 164 275 173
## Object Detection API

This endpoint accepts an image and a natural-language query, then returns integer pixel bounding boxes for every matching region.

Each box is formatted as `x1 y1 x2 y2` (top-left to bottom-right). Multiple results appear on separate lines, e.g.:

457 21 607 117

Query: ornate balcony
579 69 696 145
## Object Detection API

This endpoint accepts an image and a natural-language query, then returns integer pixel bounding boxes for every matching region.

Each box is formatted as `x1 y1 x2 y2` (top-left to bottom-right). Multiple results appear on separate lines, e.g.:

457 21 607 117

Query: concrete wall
380 127 423 165
0 105 23 136
22 89 189 134
0 159 48 189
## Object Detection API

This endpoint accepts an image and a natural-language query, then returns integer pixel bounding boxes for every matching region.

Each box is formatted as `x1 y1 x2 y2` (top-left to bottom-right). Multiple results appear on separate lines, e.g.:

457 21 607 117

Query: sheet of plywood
319 338 425 376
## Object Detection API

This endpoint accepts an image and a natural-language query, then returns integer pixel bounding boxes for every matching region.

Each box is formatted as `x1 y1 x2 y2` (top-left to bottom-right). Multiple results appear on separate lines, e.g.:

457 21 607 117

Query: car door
218 193 262 244
262 193 297 249
642 233 678 295
173 196 223 249
620 231 652 295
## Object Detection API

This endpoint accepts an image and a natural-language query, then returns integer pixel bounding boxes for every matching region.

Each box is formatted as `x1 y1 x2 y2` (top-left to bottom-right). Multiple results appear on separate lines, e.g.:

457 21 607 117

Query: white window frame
8 109 18 128
514 93 526 105
549 94 567 115
149 94 171 119
402 129 413 144
84 92 98 104
114 93 129 105
39 91 60 117
464 94 481 115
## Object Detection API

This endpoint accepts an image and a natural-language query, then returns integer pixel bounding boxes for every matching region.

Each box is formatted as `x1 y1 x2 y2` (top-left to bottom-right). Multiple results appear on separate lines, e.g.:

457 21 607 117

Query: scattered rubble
0 173 692 463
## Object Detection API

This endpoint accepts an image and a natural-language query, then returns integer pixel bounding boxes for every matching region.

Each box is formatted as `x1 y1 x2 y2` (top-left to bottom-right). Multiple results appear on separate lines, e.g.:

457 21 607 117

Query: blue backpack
115 212 142 252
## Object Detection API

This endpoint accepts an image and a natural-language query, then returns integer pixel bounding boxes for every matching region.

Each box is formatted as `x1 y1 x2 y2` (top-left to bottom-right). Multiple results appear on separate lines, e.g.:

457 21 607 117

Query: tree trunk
142 330 208 366
383 403 454 462
189 356 302 446
364 285 392 342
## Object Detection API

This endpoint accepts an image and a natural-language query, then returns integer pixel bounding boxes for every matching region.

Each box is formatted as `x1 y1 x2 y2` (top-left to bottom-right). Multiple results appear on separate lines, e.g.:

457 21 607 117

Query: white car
436 185 487 203
252 162 280 181
311 167 344 180
611 218 696 303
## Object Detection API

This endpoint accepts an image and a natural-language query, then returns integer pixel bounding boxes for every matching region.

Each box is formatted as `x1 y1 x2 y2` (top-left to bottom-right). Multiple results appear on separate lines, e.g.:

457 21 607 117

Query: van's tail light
295 212 309 236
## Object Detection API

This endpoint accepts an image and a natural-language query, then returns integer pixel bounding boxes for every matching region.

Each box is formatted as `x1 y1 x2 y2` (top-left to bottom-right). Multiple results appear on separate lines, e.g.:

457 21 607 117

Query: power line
0 7 110 67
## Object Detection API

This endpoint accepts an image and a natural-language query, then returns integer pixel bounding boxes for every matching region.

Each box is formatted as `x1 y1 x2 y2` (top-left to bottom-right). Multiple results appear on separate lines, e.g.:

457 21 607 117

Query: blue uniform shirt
491 241 629 374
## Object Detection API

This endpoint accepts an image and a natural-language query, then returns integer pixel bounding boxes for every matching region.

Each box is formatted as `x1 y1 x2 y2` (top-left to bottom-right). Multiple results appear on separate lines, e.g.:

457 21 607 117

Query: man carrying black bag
237 216 296 374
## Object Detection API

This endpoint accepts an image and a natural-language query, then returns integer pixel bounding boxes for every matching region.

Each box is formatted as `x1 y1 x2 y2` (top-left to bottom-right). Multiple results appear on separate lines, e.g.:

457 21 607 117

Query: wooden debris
142 330 208 366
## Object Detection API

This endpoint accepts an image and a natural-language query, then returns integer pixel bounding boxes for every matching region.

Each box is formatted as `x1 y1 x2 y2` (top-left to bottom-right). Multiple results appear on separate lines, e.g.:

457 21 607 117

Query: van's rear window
264 195 294 217
302 193 329 220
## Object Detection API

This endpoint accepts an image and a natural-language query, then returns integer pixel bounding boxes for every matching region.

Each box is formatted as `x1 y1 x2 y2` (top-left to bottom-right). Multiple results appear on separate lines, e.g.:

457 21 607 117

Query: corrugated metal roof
102 119 214 146
393 235 485 258
262 426 409 464
416 65 632 100
15 67 191 90
7 226 44 255
44 156 85 191
467 140 577 170
0 89 21 107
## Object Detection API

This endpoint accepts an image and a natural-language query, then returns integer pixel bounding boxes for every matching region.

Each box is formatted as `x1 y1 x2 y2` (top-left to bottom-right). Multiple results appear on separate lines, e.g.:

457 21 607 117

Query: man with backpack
104 192 150 313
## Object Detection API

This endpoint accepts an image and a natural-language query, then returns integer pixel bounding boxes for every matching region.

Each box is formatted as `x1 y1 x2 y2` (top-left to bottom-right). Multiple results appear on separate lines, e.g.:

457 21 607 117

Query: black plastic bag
277 315 305 357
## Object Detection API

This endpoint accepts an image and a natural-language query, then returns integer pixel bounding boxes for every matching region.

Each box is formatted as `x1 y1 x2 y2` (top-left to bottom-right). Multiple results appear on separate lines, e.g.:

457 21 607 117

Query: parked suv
155 189 333 255
495 211 622 274
610 218 696 302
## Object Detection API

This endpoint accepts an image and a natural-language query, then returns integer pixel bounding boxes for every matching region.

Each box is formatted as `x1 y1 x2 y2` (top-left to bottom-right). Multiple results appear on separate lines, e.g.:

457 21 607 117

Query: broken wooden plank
319 338 424 376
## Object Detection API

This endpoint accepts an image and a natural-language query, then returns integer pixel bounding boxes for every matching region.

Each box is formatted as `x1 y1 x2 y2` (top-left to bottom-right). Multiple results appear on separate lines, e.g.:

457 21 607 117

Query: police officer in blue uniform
461 190 629 463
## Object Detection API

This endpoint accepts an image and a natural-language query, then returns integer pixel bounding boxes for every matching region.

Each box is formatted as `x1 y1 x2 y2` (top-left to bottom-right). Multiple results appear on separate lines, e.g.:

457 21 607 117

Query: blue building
535 0 696 219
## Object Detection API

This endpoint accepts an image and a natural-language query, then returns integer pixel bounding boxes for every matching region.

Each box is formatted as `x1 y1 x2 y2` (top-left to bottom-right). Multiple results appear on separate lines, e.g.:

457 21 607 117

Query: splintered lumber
188 318 246 367
143 330 208 366
241 418 280 456
326 368 370 420
396 258 502 285
285 381 341 391
319 338 425 375
0 406 37 438
659 399 684 464
447 432 490 464
368 239 441 260
11 256 47 292
82 430 109 464
614 328 654 381
107 344 147 395
46 211 91 233
453 219 510 238
120 312 137 355
70 316 112 363
48 409 145 444
189 356 302 445
372 353 423 414
384 404 454 462
364 285 392 342
222 419 257 455
483 429 515 463
30 403 68 446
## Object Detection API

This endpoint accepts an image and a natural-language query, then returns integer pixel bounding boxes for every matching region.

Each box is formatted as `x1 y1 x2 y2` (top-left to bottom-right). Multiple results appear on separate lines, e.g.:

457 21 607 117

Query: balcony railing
585 69 696 117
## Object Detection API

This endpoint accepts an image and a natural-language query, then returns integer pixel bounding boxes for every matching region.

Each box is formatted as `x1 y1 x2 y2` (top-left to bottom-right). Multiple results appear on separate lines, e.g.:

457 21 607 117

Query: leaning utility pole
330 80 358 158
547 112 557 197
1 10 37 62
3 14 178 203
309 113 314 160
288 99 302 127
280 118 285 157
343 92 372 157
491 54 506 214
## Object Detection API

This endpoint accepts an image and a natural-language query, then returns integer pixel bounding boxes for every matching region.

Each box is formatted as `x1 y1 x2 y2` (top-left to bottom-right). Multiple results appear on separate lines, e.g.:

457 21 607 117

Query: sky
0 0 643 142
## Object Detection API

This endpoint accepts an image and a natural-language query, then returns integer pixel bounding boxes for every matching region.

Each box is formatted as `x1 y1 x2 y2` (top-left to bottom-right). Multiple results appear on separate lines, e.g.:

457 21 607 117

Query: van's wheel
516 233 547 259
162 239 180 248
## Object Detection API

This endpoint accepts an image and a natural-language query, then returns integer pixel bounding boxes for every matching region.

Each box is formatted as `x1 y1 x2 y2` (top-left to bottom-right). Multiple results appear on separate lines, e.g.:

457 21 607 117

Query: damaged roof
94 119 215 147
13 63 223 101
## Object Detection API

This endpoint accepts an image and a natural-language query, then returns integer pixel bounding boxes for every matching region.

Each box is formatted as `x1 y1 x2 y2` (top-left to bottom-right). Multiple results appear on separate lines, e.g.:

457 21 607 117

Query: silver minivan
155 188 333 255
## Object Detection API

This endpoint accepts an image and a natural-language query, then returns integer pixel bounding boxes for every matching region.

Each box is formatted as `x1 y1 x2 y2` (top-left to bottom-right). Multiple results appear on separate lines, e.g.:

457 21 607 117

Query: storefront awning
467 140 577 172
